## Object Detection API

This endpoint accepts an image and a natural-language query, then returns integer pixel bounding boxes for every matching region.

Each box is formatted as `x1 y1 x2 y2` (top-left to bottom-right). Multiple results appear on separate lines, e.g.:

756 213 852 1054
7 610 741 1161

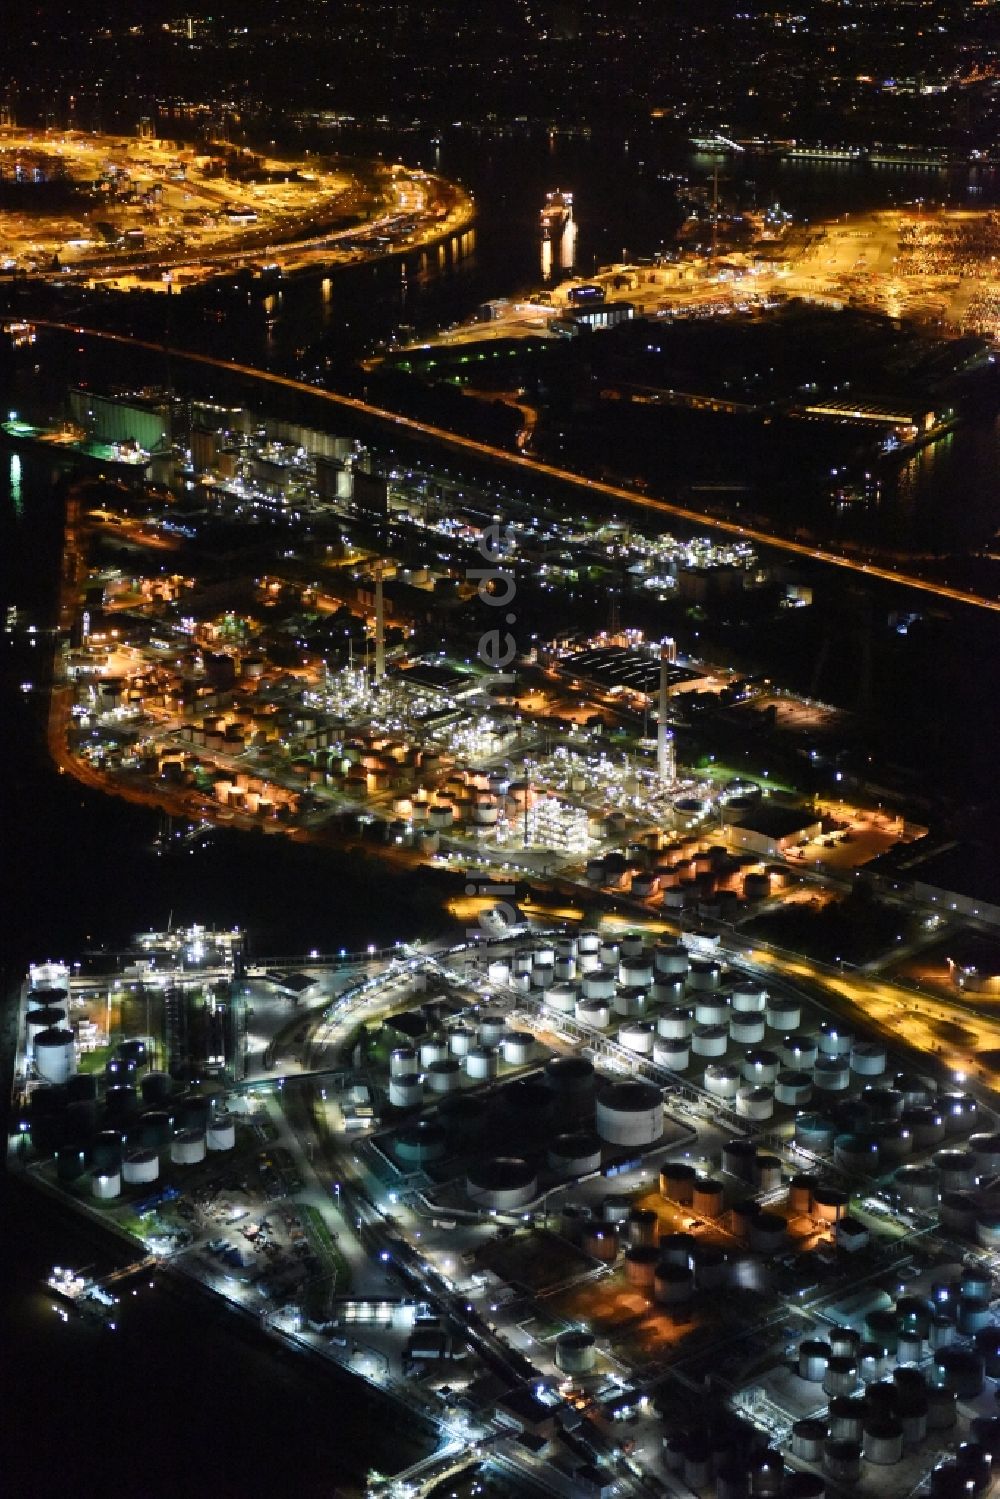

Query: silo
795 1115 836 1152
620 956 653 988
812 1186 849 1223
705 1063 741 1100
829 1397 864 1442
580 969 616 1002
576 997 611 1029
688 960 722 992
813 1056 850 1093
480 1014 508 1045
764 998 800 1031
658 1008 694 1040
595 1080 663 1147
755 1154 782 1192
426 1058 463 1094
859 1343 890 1382
750 1211 786 1253
137 1111 172 1149
140 1071 173 1106
933 1150 977 1191
799 1340 832 1382
896 1333 923 1364
583 1224 619 1262
500 1031 534 1067
930 1316 955 1351
448 1026 477 1057
466 1156 537 1211
737 1086 774 1122
465 1045 499 1081
654 1038 690 1071
783 1036 819 1070
33 1029 76 1085
692 1178 725 1218
654 944 689 977
957 1297 991 1335
742 1049 780 1085
390 1047 420 1078
902 1107 946 1149
545 984 577 1015
961 1266 992 1300
627 1208 659 1248
598 940 620 967
619 1021 654 1056
656 1229 694 1267
695 996 729 1026
207 1114 236 1151
692 1024 728 1058
731 982 766 1014
774 1071 812 1107
388 1076 423 1108
788 1175 816 1215
92 1168 122 1200
895 1164 939 1210
792 1420 827 1463
531 965 554 991
730 1014 766 1046
122 1149 159 1185
419 1038 448 1068
818 1025 852 1058
660 1162 697 1204
969 1133 1000 1175
578 931 600 955
547 1132 602 1177
722 1140 759 1182
933 1348 985 1398
834 1134 879 1174
654 1261 694 1306
555 1330 597 1374
822 1357 858 1397
863 1420 903 1465
614 987 647 1019
171 1129 206 1166
652 979 685 1005
692 1243 728 1290
849 1041 886 1077
625 1245 659 1290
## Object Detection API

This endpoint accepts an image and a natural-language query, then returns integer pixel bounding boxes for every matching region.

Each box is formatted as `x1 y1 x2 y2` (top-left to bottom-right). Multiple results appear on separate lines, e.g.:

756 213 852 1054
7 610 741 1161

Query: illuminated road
27 319 1000 615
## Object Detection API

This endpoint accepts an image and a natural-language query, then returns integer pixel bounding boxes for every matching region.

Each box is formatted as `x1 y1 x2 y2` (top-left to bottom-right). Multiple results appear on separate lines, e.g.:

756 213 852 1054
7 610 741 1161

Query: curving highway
26 318 1000 616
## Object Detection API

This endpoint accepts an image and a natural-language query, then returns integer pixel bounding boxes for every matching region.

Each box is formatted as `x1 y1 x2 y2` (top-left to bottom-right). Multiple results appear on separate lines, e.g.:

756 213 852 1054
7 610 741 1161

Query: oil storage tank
33 1029 76 1084
595 1080 663 1147
170 1129 206 1165
555 1330 596 1374
466 1156 537 1211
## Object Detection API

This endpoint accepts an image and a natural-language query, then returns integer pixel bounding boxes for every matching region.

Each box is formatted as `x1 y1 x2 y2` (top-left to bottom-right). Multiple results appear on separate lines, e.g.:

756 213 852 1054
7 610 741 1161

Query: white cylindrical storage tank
554 957 575 982
818 1025 852 1057
426 1058 463 1094
620 958 653 988
501 1031 534 1067
688 961 721 991
823 1357 859 1397
533 944 556 967
783 1036 818 1070
619 933 643 959
731 983 766 1013
613 987 647 1019
486 959 511 985
580 969 616 1002
576 998 611 1029
92 1169 122 1200
862 1422 903 1466
122 1149 159 1185
206 1115 236 1152
598 941 620 967
512 949 533 977
654 1262 694 1306
466 1156 537 1211
619 1021 654 1056
694 996 728 1026
33 1028 76 1084
390 1047 420 1078
555 1330 597 1374
850 1042 887 1077
654 1038 690 1071
737 1085 774 1121
933 1150 977 1192
548 1132 603 1176
799 1340 832 1382
478 1015 506 1045
692 1024 728 1058
171 1129 206 1165
814 1055 851 1092
545 984 577 1014
595 1080 663 1147
420 1038 448 1068
742 1049 780 1085
531 964 554 991
775 1070 813 1107
658 1008 694 1040
705 1063 741 1101
26 1006 67 1054
795 1114 837 1151
939 1093 978 1135
765 998 800 1031
654 944 689 977
730 1013 766 1046
970 1133 1000 1175
388 1077 424 1108
578 930 600 955
448 1026 477 1057
465 1045 499 1081
792 1420 828 1463
895 1165 939 1209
